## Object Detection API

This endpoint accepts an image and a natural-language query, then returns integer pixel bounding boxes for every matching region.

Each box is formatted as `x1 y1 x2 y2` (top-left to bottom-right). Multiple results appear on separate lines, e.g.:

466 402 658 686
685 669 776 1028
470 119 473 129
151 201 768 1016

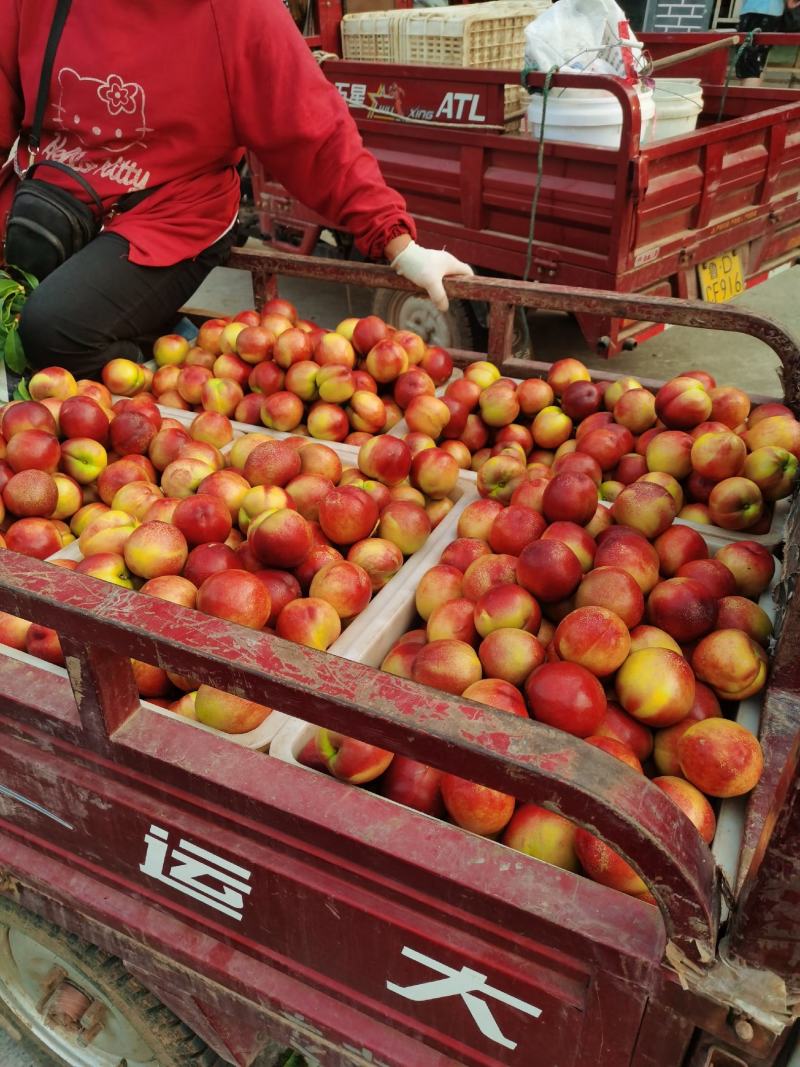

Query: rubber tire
371 288 478 351
0 895 230 1067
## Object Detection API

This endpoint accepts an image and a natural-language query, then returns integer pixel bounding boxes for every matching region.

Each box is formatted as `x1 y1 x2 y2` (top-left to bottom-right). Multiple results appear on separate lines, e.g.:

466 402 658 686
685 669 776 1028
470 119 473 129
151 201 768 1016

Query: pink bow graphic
97 74 138 116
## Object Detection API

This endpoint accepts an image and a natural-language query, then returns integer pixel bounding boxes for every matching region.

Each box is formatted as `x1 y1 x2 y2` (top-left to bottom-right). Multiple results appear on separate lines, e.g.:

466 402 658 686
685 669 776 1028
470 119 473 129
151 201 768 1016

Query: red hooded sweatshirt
0 0 415 266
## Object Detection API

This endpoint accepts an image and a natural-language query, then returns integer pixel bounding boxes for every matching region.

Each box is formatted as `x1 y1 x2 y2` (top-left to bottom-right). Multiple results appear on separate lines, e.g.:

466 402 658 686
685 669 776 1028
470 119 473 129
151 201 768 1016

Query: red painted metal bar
0 552 718 961
228 248 800 390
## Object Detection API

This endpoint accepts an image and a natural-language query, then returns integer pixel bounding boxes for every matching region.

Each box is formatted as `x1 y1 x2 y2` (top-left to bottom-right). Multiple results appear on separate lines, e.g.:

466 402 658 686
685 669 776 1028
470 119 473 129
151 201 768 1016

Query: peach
316 730 394 784
3 469 57 517
531 406 573 450
148 427 192 471
238 485 292 533
678 719 763 797
250 508 313 568
652 683 720 775
110 480 163 522
0 611 32 651
463 360 500 390
628 624 682 655
242 440 301 488
457 499 504 541
179 440 224 472
538 521 595 575
2 400 57 439
283 474 332 523
218 322 247 355
554 606 631 677
199 377 244 417
653 525 709 577
474 583 541 638
715 595 773 646
647 577 717 643
183 543 239 588
197 469 250 523
476 455 526 504
655 376 712 429
614 453 648 485
743 446 798 501
410 448 459 500
504 804 580 870
676 559 737 599
616 648 695 726
275 597 341 650
347 391 386 434
525 661 606 736
178 363 216 406
708 477 763 530
547 358 590 396
260 391 304 432
575 830 647 896
123 520 188 579
576 424 634 474
412 639 482 695
313 331 356 369
514 377 553 416
309 560 372 620
403 395 450 441
692 628 767 701
461 553 517 603
715 541 774 599
646 430 693 479
585 502 613 539
346 538 403 592
463 678 527 716
79 509 138 556
603 377 641 410
197 569 271 630
70 502 109 537
194 685 271 734
611 482 677 540
378 500 431 555
477 628 545 687
293 544 343 591
415 564 463 620
381 639 423 679
749 402 793 426
515 537 583 603
160 457 215 499
594 531 660 594
638 471 684 511
537 470 597 527
76 552 134 588
190 411 233 449
440 774 515 837
477 381 519 428
585 735 643 773
427 598 478 644
594 702 653 762
253 570 301 627
357 436 411 488
743 414 800 458
486 505 545 557
25 623 65 666
652 776 716 844
28 366 79 402
613 388 656 434
248 361 284 397
573 565 643 628
440 538 490 574
560 380 603 422
691 430 746 482
171 494 232 547
679 503 712 525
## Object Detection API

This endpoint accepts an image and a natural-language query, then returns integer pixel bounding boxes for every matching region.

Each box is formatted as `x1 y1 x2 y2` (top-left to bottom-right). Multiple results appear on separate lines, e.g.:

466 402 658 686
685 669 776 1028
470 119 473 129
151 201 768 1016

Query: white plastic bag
524 0 644 83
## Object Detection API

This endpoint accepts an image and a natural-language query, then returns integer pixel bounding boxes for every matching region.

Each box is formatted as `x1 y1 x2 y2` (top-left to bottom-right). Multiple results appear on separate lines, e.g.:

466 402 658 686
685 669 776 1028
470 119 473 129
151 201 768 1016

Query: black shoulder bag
3 0 154 280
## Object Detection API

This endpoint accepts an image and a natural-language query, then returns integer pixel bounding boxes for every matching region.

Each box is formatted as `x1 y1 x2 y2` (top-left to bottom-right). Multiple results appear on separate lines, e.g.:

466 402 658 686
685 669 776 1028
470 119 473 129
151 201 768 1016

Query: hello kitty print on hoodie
41 68 153 190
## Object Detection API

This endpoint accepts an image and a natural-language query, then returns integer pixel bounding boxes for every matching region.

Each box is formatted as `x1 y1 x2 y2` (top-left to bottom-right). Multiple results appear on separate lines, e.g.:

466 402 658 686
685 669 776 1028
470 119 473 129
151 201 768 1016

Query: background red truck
247 15 800 356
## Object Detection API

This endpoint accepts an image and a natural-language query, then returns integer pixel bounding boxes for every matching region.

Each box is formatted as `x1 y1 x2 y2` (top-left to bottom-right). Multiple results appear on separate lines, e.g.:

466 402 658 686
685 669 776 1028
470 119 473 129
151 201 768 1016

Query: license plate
697 250 745 303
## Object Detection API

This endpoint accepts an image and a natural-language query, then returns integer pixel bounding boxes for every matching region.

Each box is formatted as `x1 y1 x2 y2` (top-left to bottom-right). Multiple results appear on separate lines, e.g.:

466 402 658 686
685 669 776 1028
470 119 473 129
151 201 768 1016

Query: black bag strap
26 159 104 215
29 0 72 158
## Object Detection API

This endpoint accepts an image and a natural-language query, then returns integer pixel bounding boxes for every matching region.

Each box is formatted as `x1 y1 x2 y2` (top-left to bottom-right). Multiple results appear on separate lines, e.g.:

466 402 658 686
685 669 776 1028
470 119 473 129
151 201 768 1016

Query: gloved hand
390 241 473 312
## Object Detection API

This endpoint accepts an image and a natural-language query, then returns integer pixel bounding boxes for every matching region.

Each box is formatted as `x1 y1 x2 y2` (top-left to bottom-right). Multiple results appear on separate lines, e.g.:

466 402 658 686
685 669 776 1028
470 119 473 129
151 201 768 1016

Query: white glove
390 241 473 312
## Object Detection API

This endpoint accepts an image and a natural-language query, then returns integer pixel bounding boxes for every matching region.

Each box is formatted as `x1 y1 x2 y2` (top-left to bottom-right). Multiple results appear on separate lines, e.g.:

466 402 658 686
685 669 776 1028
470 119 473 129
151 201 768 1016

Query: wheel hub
0 926 158 1066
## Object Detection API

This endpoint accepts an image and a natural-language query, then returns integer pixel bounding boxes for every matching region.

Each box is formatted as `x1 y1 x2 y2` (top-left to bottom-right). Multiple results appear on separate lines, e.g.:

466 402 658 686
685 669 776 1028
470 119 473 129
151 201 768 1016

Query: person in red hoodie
0 0 471 376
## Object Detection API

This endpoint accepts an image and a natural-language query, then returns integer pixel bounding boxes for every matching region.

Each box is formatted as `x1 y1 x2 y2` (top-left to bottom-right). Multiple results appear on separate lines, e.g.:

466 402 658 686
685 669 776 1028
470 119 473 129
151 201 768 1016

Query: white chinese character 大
387 945 542 1051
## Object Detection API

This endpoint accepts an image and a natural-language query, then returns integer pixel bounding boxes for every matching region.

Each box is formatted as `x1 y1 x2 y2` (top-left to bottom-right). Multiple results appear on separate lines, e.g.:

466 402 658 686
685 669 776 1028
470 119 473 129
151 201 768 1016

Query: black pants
18 229 236 378
735 12 785 79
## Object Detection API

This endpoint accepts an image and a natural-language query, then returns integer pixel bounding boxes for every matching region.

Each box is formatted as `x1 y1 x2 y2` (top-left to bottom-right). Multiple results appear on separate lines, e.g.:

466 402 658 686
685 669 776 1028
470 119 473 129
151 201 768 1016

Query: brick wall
643 0 713 30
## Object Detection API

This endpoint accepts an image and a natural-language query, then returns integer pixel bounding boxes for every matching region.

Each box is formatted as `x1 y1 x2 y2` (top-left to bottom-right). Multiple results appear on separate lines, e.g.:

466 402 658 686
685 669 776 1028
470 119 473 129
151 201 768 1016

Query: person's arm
0 0 22 250
213 0 471 308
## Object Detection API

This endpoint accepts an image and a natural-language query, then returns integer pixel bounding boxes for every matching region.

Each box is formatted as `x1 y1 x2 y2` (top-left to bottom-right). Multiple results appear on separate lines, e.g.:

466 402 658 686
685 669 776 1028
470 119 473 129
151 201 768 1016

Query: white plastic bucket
526 85 655 149
650 78 703 141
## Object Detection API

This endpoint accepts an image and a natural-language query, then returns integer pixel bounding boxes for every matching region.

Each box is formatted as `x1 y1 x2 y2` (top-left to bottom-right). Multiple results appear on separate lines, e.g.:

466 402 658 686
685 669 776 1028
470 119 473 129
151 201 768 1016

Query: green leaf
3 325 27 374
3 266 38 292
13 378 30 401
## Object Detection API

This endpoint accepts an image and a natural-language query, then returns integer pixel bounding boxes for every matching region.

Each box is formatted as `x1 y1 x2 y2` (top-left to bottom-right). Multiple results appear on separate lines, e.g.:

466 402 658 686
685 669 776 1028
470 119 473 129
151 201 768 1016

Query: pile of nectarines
293 483 774 903
105 303 452 447
0 374 465 736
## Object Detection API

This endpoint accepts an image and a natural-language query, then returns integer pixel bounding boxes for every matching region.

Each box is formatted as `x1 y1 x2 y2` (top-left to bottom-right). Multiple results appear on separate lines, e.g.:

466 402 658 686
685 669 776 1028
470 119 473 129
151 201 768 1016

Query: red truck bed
0 253 798 1067
251 33 800 355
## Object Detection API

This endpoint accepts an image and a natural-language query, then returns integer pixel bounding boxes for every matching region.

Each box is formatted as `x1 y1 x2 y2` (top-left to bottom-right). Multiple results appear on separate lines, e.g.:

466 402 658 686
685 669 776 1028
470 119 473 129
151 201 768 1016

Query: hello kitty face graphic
52 68 152 152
